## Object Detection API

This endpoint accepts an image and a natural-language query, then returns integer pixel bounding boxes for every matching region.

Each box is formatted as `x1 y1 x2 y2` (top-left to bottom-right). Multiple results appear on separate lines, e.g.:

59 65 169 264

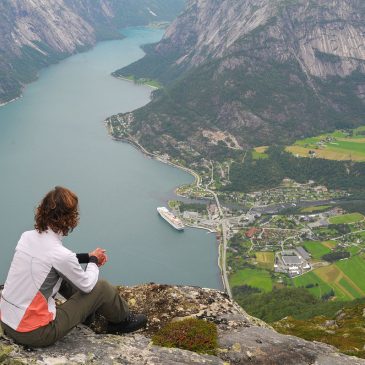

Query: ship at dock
157 207 184 231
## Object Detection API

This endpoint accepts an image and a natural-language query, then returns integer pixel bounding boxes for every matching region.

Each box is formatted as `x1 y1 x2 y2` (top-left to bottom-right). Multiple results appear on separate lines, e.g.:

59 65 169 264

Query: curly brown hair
35 186 79 236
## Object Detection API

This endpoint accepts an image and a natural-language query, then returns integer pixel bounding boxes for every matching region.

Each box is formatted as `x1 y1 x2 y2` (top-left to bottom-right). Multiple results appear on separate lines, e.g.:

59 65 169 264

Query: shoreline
108 132 226 292
184 222 217 234
0 25 159 110
0 95 21 108
114 75 159 90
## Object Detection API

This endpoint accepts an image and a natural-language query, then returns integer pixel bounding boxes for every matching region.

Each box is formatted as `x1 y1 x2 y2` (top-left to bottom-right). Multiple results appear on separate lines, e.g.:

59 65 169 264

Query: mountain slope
0 0 185 104
273 300 365 359
110 0 365 162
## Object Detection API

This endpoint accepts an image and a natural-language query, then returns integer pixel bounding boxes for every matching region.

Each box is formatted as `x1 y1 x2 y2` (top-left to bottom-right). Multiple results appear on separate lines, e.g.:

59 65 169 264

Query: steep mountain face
0 0 185 104
111 0 365 162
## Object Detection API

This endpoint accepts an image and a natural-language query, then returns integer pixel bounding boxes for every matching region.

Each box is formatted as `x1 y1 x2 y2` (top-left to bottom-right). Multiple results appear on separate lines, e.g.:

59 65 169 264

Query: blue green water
0 27 222 289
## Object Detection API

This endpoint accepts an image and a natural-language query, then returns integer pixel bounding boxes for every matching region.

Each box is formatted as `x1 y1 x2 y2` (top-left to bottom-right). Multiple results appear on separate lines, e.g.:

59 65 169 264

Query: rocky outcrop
0 0 185 104
111 0 365 159
1 284 365 364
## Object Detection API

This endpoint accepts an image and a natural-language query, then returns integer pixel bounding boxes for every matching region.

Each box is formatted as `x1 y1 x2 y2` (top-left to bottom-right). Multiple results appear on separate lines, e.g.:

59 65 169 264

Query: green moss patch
152 318 218 355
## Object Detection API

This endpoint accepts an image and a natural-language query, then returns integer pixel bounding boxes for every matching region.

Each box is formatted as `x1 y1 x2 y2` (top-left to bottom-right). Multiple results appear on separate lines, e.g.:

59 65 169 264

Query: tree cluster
322 251 350 262
226 147 365 193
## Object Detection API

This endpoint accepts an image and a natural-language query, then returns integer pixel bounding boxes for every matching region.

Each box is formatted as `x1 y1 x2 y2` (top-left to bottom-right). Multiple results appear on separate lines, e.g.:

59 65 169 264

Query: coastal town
168 174 364 294
105 116 365 301
171 179 365 299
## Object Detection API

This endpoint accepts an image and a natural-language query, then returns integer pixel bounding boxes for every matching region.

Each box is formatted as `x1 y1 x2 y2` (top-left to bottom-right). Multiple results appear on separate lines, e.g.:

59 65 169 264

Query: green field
300 205 332 213
293 256 365 300
293 271 333 298
255 252 275 270
119 75 162 89
252 150 268 160
313 266 355 301
335 256 365 294
303 241 331 259
322 241 337 249
329 213 364 224
314 258 365 300
339 278 361 299
252 147 268 160
346 246 361 256
229 268 273 292
286 127 365 161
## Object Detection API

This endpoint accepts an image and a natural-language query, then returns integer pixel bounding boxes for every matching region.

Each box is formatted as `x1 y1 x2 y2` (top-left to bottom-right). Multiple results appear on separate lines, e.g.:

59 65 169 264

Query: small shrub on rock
152 318 218 355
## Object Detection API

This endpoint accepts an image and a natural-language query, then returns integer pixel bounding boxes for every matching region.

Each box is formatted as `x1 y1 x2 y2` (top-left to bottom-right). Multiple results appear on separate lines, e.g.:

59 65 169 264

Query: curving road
206 186 232 298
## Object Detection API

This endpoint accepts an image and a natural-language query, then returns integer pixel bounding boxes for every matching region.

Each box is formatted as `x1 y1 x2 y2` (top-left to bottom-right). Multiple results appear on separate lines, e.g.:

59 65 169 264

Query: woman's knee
93 280 117 299
95 279 112 290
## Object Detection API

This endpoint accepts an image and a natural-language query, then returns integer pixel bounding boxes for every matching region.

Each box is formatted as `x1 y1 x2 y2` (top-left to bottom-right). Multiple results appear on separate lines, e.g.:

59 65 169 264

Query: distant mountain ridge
111 0 365 161
0 0 185 104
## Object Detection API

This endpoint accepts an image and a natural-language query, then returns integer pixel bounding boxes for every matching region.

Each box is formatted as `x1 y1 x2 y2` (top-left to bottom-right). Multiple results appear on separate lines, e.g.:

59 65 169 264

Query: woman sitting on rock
0 186 147 347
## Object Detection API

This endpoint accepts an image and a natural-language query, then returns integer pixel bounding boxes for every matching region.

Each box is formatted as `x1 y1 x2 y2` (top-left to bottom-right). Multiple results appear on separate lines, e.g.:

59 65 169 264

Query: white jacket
0 229 99 332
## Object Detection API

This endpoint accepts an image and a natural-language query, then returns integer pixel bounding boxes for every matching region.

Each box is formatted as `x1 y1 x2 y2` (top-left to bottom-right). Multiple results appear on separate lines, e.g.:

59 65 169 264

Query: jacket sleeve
53 251 99 294
76 253 90 264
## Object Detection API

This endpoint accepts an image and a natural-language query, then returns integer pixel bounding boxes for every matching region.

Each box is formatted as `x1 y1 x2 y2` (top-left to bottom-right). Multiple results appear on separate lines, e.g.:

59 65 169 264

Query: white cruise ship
157 207 184 231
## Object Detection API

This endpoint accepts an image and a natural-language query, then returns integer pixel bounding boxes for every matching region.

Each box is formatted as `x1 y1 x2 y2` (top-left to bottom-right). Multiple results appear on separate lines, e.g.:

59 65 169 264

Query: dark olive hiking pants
1 280 129 348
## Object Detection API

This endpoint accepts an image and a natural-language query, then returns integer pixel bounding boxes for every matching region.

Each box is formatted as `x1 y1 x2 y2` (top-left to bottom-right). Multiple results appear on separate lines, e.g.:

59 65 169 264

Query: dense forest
225 147 365 193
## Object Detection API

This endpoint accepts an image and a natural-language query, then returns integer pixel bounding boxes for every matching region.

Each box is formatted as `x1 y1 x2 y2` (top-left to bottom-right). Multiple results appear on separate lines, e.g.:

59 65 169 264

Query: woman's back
0 230 64 332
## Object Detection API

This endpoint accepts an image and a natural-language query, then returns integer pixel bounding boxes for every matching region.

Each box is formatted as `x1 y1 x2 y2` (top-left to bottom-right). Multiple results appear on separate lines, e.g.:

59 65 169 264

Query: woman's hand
89 248 108 267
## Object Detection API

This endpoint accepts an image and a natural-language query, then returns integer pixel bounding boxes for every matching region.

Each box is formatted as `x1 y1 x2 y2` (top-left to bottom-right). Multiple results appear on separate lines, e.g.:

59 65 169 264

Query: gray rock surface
1 284 364 364
0 327 224 365
161 0 365 78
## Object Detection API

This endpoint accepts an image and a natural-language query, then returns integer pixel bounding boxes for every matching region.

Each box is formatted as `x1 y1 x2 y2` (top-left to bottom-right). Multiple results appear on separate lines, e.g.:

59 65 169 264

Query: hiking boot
107 313 147 334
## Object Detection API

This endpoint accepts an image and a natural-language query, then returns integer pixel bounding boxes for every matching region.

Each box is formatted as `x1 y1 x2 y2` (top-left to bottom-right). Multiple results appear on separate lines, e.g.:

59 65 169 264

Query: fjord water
0 27 222 289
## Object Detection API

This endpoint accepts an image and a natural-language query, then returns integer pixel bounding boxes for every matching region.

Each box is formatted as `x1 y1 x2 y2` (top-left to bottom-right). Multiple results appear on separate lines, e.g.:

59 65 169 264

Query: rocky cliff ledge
1 284 364 364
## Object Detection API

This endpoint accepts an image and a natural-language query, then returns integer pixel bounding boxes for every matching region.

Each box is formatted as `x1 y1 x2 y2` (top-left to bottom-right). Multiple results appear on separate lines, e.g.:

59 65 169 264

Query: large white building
276 248 311 277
